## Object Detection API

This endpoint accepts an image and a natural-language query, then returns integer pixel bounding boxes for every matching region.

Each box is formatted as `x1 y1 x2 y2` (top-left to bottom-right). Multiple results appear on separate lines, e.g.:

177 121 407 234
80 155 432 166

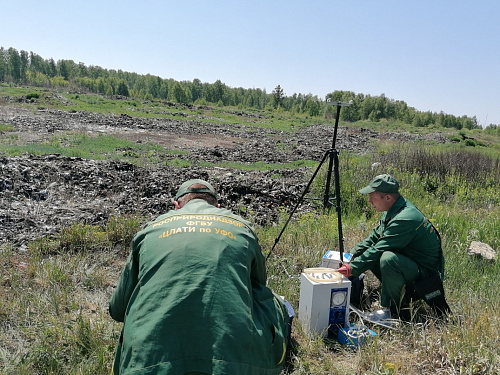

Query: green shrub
26 92 40 100
106 215 143 246
464 138 476 147
30 223 110 256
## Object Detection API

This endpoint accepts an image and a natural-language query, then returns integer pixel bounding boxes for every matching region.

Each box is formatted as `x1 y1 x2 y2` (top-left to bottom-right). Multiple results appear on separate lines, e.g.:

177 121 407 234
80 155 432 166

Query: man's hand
337 263 352 277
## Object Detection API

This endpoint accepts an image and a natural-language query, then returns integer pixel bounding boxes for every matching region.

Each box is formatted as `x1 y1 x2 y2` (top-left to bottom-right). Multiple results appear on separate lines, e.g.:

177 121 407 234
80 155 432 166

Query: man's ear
174 200 182 209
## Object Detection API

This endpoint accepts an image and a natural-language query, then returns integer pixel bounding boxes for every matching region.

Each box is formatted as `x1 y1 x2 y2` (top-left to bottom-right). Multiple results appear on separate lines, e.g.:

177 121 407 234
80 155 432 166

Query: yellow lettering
186 221 213 226
214 228 236 239
152 214 245 228
159 226 196 238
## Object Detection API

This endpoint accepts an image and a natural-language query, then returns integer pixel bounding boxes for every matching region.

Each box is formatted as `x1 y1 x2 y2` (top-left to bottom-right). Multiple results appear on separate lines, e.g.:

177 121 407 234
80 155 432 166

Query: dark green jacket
349 196 443 279
109 199 289 375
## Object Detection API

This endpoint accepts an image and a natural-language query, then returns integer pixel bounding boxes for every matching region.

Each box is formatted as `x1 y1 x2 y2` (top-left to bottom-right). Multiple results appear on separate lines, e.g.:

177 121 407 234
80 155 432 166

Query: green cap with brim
359 174 400 194
174 179 218 200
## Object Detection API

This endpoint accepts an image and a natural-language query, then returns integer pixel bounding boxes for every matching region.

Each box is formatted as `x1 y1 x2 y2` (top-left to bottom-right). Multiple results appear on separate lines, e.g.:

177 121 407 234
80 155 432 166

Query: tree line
1 46 492 131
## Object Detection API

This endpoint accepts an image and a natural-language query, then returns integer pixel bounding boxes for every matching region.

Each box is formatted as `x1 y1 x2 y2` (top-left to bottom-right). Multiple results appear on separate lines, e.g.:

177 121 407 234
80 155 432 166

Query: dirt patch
110 130 243 149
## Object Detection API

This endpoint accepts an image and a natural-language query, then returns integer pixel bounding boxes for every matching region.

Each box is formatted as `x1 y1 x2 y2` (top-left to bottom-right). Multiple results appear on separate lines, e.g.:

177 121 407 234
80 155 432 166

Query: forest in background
1 46 497 132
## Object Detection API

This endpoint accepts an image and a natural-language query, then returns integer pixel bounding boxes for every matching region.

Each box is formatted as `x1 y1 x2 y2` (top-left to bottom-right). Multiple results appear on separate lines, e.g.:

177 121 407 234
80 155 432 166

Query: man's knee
380 251 398 271
380 251 419 282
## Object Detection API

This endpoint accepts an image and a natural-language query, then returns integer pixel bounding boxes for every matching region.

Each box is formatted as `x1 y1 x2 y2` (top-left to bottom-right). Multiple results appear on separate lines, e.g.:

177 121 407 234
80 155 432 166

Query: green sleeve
250 232 268 285
350 217 418 276
109 238 141 322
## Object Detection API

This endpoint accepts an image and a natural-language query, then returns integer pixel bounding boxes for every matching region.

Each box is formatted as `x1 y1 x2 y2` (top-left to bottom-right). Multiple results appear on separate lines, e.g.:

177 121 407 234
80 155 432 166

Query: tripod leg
267 149 332 260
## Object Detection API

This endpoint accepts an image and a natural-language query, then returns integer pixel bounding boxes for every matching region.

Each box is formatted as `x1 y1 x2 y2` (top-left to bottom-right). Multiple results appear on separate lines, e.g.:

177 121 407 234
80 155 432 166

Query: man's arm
349 217 417 276
250 233 268 285
109 244 140 322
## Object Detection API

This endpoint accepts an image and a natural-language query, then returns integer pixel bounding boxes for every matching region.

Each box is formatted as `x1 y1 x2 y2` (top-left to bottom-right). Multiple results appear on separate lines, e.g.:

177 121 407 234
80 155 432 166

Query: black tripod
267 100 352 261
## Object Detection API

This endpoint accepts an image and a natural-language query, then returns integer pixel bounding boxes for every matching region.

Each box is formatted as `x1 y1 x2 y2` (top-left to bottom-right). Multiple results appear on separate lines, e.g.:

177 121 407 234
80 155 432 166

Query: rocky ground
0 104 450 249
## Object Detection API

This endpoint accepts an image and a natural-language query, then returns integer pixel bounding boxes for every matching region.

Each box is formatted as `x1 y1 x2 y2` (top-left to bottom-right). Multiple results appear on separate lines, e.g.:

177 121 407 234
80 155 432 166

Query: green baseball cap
359 174 400 194
174 179 218 200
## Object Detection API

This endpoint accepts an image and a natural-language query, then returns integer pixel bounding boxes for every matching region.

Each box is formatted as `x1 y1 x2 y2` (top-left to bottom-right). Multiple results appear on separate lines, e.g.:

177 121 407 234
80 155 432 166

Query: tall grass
259 144 500 375
0 215 143 374
1 144 499 374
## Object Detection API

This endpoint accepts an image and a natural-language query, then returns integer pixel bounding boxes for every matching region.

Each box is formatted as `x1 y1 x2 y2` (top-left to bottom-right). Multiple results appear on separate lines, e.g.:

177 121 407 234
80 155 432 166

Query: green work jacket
109 199 289 375
349 196 443 279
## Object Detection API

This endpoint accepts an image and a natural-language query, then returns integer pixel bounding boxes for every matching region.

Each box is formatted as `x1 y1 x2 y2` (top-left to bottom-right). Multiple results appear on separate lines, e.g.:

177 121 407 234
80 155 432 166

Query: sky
2 0 499 126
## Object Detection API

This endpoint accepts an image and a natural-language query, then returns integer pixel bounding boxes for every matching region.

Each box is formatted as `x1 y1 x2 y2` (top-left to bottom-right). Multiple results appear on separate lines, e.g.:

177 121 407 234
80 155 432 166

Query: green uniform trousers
369 251 419 308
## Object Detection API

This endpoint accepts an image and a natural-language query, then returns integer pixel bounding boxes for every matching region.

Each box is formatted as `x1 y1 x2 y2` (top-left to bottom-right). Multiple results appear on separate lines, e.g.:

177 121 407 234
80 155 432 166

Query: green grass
0 131 182 164
0 85 47 97
1 87 500 374
0 123 15 132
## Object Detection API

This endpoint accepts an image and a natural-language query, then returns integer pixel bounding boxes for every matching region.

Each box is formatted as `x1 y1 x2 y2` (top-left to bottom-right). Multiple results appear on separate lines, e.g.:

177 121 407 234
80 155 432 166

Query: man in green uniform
109 179 292 375
337 174 444 321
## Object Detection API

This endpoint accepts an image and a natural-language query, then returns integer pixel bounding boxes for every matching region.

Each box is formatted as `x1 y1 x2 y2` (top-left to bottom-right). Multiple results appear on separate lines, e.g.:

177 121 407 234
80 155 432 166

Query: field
1 86 499 375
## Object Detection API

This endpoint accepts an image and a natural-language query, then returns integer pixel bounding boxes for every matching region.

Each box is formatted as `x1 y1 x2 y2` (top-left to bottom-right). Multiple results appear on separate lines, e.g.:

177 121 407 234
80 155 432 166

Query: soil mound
0 105 449 248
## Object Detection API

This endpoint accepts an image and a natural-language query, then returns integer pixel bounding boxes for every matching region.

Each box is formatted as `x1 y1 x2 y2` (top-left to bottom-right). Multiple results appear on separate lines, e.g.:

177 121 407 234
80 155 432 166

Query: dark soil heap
0 104 449 249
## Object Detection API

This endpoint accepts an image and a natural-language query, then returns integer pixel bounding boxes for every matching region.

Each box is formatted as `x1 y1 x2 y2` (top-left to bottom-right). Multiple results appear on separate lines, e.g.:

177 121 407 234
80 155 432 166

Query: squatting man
109 179 293 375
337 174 444 322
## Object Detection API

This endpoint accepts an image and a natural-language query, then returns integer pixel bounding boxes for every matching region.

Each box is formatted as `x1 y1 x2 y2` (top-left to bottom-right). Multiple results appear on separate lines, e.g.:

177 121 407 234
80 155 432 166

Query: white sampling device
298 267 351 337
